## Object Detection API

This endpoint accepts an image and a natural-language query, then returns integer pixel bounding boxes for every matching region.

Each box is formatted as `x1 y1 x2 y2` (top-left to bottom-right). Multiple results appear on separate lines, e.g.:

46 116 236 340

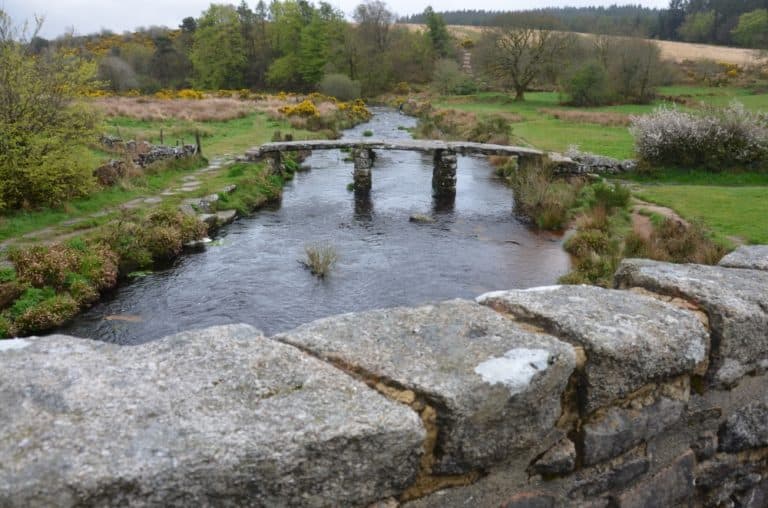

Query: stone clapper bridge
245 139 545 196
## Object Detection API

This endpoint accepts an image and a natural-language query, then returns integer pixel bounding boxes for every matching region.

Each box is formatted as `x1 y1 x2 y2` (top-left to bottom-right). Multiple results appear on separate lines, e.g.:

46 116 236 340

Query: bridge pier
265 152 284 176
432 149 457 197
352 147 374 194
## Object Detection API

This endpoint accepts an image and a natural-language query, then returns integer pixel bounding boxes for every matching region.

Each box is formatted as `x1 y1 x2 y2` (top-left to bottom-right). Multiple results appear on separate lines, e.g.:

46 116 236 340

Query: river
60 108 570 343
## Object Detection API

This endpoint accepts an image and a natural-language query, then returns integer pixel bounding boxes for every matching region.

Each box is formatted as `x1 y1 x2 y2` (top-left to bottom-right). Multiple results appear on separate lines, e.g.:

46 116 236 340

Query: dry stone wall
1 245 767 507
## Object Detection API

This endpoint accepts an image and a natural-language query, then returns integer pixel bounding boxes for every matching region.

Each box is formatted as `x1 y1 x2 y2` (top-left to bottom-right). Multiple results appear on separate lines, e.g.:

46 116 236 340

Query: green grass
635 185 768 244
0 157 206 242
105 113 313 157
657 85 768 110
626 167 768 185
0 112 316 245
432 86 767 159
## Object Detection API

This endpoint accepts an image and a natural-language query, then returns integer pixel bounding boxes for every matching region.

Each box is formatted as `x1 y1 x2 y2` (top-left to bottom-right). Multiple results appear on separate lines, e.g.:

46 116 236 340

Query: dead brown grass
539 108 631 126
92 97 256 122
403 23 764 65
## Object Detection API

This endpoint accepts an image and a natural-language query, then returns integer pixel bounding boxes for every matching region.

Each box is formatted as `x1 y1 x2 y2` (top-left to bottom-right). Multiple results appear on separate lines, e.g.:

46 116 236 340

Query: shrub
319 74 362 101
579 180 631 213
9 246 81 290
0 315 10 338
9 287 56 319
629 218 728 265
302 243 338 278
630 103 768 170
12 293 79 334
0 267 16 283
142 226 183 261
564 61 611 106
510 165 578 230
467 115 512 144
0 13 98 211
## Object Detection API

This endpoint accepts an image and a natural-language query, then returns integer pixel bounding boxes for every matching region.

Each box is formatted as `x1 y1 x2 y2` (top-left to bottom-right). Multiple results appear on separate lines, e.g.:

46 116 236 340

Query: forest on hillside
401 1 768 48
26 1 443 96
11 0 766 100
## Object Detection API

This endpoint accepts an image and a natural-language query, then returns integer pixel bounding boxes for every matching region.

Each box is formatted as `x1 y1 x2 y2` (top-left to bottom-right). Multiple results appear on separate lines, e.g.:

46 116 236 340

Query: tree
0 11 98 211
732 9 768 48
491 27 572 101
354 0 394 53
424 6 451 58
190 5 246 89
677 10 716 42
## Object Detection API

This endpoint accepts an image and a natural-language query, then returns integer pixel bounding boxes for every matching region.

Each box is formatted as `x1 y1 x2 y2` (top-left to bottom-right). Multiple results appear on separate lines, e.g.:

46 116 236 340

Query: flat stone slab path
246 139 544 159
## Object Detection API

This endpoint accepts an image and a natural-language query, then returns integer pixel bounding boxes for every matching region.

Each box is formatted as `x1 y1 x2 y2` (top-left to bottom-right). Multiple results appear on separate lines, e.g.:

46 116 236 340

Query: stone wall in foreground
1 245 767 507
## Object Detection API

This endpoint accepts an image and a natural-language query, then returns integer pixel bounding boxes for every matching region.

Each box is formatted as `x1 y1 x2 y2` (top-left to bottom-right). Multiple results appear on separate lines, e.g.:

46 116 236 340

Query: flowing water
61 109 570 344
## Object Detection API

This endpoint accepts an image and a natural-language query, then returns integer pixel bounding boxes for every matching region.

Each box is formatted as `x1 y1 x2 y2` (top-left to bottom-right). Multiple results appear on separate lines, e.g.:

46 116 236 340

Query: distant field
403 23 765 66
434 87 768 159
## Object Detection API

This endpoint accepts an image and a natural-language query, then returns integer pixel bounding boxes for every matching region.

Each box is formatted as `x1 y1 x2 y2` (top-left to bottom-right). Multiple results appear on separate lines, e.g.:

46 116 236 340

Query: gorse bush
631 103 768 170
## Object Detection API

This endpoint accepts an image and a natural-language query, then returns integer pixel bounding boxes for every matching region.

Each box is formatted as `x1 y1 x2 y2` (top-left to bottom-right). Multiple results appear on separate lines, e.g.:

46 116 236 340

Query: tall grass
302 243 338 278
93 97 256 122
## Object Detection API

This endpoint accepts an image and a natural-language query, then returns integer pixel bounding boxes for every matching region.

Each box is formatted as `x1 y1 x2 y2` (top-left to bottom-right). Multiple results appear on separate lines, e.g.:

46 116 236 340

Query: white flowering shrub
630 102 768 170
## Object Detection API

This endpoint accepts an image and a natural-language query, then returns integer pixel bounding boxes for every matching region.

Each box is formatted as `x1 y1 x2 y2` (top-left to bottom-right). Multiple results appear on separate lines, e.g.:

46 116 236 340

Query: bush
0 315 10 338
302 243 338 278
0 13 98 211
0 267 16 283
578 180 631 213
319 74 362 101
12 293 79 334
627 218 728 265
467 115 512 144
630 103 768 170
564 61 611 106
510 165 579 230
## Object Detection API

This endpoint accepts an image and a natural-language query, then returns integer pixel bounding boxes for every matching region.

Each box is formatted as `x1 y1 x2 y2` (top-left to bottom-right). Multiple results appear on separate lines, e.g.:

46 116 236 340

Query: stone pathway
0 156 233 253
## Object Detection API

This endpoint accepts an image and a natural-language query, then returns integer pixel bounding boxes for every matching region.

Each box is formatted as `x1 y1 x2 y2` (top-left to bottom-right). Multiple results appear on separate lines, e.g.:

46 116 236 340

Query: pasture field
434 86 767 243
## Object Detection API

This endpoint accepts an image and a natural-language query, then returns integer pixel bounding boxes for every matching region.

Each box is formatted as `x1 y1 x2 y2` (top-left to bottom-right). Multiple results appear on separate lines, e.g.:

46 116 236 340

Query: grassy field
406 24 765 66
434 87 768 159
636 185 768 244
104 112 313 157
434 86 768 244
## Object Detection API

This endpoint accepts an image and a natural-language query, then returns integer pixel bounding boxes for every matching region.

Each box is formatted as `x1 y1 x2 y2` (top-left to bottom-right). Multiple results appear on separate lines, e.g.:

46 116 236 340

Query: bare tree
353 0 394 52
492 27 572 102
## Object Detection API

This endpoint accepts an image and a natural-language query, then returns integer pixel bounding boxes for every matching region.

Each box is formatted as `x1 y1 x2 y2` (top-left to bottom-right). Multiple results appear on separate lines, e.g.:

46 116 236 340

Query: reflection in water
353 194 374 222
60 108 571 344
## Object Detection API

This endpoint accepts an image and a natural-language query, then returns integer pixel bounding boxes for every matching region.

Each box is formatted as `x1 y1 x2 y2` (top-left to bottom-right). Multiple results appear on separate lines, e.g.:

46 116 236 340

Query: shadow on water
60 108 571 344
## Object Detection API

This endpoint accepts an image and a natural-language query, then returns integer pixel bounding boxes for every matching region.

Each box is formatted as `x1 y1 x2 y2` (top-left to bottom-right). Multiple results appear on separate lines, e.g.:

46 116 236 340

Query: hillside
402 24 765 66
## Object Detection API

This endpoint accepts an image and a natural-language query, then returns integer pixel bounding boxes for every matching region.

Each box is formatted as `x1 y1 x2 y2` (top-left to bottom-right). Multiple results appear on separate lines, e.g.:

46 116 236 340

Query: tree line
402 2 768 48
28 1 453 96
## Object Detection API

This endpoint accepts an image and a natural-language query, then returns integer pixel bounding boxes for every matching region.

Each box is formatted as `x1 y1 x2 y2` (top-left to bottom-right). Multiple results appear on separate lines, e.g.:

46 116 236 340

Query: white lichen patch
0 339 30 352
474 348 550 395
522 285 562 293
476 286 562 303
